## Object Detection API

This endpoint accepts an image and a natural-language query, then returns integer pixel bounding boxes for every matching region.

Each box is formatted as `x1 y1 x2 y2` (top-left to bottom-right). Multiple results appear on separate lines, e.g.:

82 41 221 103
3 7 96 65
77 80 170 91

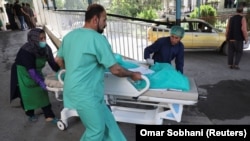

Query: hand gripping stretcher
45 67 199 131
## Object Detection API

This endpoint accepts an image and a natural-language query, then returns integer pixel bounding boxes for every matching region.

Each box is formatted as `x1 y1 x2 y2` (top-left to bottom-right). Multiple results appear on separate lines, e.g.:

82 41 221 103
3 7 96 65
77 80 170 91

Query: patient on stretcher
134 62 190 91
46 54 190 92
108 54 190 92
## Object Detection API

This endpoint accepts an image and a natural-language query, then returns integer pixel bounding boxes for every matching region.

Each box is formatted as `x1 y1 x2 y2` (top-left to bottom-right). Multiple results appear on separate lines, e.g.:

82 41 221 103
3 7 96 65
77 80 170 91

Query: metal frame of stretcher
45 69 199 131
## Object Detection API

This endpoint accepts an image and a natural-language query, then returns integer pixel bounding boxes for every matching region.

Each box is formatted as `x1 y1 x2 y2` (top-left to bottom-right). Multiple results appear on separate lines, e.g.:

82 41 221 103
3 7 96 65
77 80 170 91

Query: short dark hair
85 4 105 22
236 7 243 13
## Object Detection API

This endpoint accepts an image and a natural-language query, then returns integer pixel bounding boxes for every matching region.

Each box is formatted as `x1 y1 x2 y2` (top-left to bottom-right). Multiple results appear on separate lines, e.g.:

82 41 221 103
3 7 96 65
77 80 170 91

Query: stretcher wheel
57 120 67 130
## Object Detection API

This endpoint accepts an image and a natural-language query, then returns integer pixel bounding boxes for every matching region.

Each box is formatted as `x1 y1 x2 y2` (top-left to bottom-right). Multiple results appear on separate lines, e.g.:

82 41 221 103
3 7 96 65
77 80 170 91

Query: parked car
147 17 228 55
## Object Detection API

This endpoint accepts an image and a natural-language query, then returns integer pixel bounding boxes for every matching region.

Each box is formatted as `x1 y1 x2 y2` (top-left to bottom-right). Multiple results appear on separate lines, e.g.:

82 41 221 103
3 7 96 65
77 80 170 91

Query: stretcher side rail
105 77 198 125
45 74 63 101
107 78 198 102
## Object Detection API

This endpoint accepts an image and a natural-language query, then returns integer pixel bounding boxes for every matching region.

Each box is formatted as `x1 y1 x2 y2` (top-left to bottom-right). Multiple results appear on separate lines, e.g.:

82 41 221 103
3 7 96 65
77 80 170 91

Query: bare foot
45 117 54 122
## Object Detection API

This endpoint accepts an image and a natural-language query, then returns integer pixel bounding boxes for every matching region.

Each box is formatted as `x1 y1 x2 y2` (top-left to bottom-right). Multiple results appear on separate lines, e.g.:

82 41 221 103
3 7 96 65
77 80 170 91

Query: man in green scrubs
56 4 142 141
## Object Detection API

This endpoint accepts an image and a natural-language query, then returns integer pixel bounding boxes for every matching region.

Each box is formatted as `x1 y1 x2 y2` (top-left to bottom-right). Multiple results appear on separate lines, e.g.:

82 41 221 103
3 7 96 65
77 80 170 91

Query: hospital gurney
45 69 199 131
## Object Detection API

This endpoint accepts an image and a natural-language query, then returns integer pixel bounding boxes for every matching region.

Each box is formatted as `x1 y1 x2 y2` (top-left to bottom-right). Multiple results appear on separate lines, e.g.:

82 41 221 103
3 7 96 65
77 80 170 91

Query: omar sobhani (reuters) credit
136 125 249 140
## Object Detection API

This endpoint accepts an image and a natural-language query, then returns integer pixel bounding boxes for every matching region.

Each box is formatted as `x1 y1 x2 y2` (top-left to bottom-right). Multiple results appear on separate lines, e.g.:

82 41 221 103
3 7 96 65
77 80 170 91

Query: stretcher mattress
45 73 198 101
142 78 198 101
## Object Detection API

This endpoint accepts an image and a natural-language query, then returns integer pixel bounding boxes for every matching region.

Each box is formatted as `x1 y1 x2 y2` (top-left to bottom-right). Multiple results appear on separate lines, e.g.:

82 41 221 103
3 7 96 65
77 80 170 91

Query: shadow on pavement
198 79 250 120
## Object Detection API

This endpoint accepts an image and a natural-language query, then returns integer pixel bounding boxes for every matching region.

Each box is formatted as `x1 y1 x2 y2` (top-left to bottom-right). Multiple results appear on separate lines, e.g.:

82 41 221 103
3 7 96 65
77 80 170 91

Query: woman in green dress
10 28 60 122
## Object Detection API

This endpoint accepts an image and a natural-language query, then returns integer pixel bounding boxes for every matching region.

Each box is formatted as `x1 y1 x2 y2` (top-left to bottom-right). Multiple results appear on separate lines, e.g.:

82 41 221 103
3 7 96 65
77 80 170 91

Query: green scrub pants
77 100 126 141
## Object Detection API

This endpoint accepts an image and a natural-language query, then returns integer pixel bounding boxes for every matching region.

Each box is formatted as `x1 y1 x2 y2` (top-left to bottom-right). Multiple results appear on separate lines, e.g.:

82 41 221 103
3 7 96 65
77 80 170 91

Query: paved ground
1 30 250 141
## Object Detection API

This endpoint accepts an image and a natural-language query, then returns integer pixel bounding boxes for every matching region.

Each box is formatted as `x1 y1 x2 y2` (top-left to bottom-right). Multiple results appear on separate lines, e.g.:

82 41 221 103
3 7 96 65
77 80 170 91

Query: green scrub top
57 28 116 109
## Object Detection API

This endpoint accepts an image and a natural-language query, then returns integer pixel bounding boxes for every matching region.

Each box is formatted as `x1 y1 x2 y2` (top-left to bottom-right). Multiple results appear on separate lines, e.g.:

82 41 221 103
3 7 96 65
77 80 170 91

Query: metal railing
43 9 156 61
42 8 241 61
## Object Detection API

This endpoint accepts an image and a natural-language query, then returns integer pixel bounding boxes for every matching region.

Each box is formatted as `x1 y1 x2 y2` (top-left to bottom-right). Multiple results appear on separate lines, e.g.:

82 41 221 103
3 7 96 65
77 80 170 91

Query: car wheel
222 42 228 56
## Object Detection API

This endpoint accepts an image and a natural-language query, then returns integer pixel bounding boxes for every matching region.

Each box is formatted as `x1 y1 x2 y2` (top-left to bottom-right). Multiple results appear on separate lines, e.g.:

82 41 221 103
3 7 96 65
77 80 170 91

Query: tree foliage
136 8 158 20
55 0 100 10
108 0 162 19
64 0 84 10
190 4 217 26
55 0 64 9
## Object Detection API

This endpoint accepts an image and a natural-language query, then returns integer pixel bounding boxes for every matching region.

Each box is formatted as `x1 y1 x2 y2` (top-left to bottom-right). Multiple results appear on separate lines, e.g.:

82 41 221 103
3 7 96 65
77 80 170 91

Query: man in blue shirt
144 25 185 73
